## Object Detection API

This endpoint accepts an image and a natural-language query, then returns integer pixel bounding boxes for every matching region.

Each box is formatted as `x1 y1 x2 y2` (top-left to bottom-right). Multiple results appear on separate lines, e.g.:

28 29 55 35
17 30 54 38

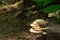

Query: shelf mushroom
30 19 48 27
29 19 49 40
30 28 42 33
29 19 48 34
30 27 48 34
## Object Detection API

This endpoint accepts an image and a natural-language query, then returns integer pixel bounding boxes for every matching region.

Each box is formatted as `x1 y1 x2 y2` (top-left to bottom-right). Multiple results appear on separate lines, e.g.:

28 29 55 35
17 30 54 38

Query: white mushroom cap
36 19 45 22
34 27 48 31
30 19 48 27
30 23 39 27
32 19 46 25
33 21 39 25
30 28 42 33
30 28 48 34
30 23 40 28
35 19 48 25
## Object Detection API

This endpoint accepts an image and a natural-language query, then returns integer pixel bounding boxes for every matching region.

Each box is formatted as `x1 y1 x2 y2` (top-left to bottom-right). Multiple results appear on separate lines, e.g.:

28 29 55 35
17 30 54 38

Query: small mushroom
29 27 48 34
48 12 58 18
30 24 40 30
33 19 48 26
48 10 60 18
30 23 39 28
30 19 48 27
30 28 42 33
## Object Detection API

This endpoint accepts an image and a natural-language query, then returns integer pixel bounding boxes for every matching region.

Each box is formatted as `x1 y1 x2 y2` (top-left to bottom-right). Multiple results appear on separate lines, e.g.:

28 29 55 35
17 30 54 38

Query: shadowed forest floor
0 0 60 40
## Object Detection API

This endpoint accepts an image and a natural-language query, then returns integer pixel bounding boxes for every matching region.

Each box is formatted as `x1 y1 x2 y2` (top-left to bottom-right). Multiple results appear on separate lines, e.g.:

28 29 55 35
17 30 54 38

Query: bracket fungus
30 19 48 27
29 19 48 34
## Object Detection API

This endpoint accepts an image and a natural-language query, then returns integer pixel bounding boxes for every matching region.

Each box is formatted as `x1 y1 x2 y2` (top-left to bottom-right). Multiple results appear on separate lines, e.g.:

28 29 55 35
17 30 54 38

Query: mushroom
29 19 48 40
48 12 59 18
30 28 42 33
33 19 48 26
29 19 48 33
29 27 48 33
48 10 60 18
30 23 39 28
